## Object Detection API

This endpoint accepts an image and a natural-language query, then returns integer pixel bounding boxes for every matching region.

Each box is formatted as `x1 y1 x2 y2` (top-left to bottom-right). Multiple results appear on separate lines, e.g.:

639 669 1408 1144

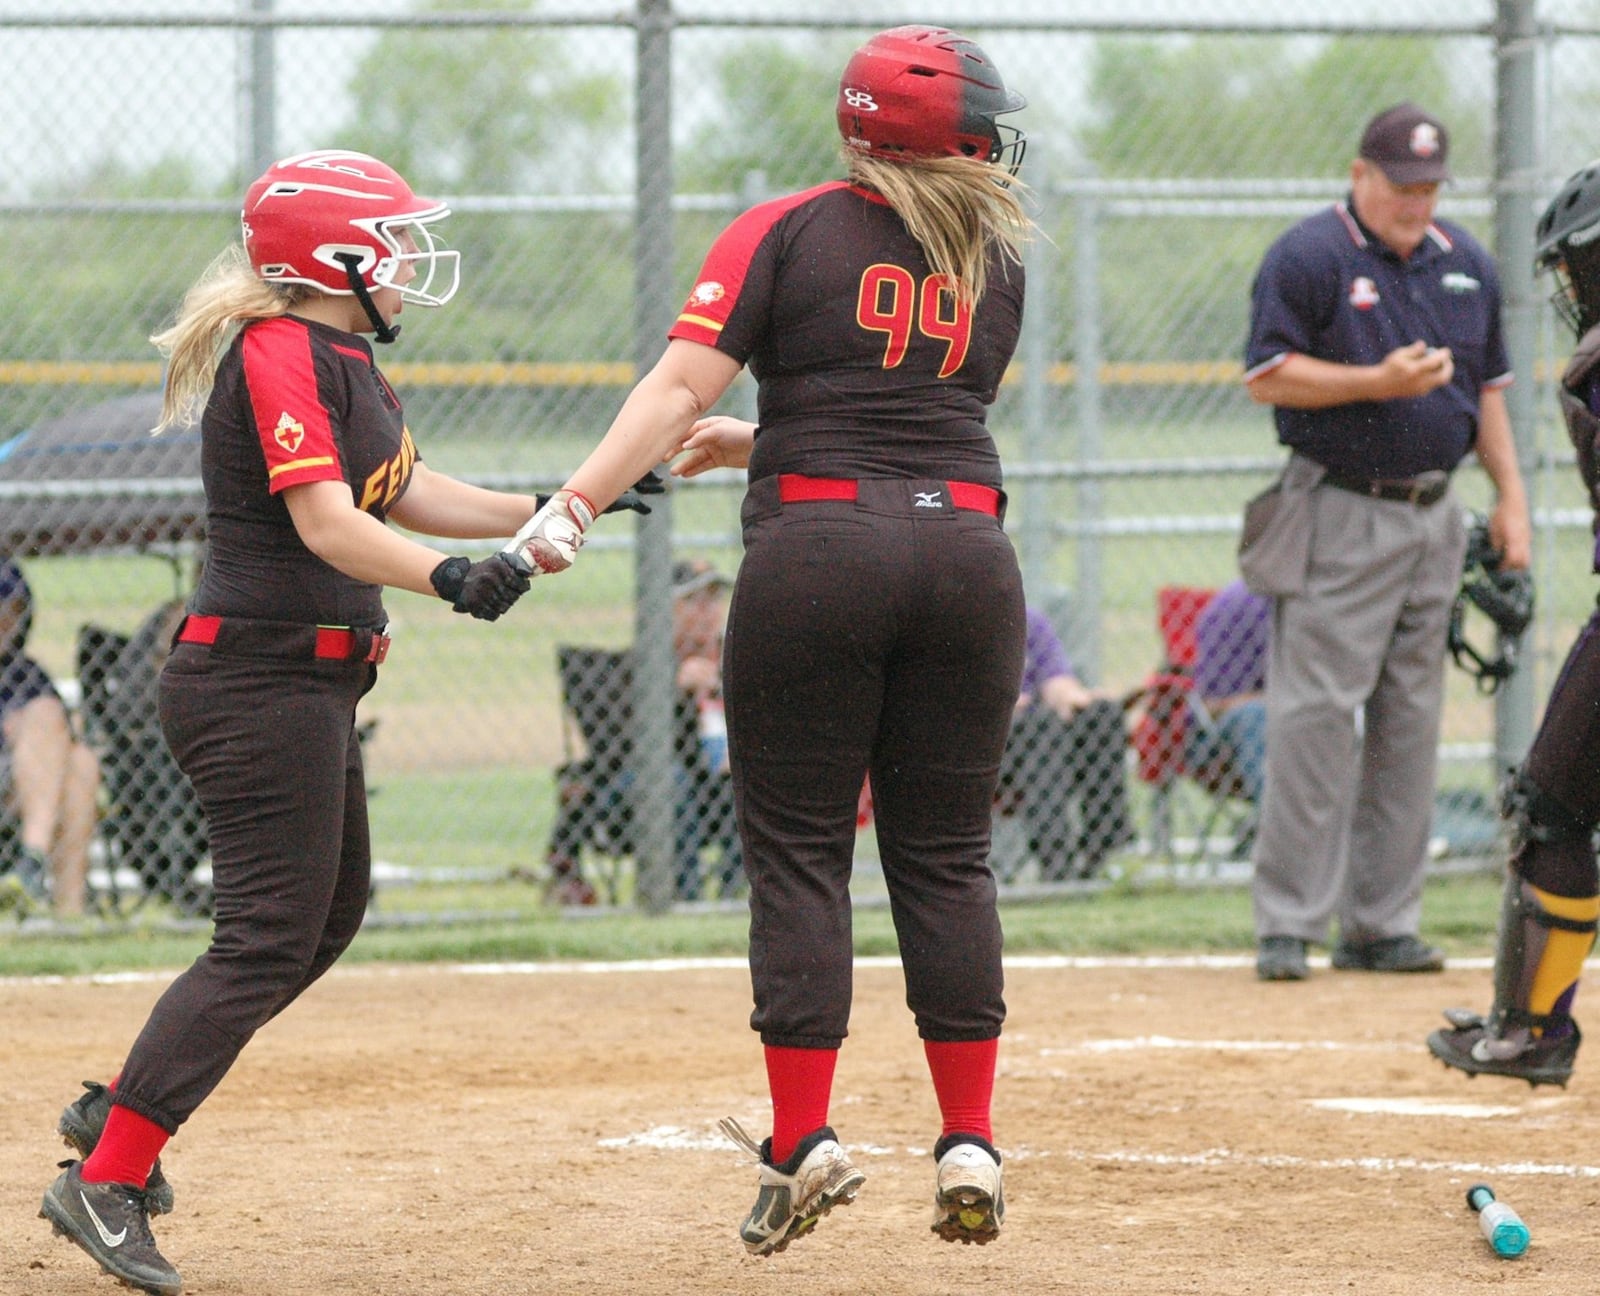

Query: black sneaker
58 1081 175 1216
1426 1011 1581 1088
1331 934 1444 973
1256 936 1309 981
39 1161 182 1296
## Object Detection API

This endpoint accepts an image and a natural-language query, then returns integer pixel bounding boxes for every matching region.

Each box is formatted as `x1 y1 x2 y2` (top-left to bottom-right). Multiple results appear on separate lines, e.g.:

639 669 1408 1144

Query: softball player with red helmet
507 25 1032 1254
39 150 544 1295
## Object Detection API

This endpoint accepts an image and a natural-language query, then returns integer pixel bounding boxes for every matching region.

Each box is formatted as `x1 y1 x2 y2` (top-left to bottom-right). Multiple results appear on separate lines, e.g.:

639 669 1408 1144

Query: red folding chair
1130 587 1253 861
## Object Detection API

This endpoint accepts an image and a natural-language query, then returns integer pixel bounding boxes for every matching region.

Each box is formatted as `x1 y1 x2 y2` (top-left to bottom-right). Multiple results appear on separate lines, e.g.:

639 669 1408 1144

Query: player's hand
503 488 595 576
670 416 756 479
1378 340 1454 398
1488 498 1533 571
430 553 531 621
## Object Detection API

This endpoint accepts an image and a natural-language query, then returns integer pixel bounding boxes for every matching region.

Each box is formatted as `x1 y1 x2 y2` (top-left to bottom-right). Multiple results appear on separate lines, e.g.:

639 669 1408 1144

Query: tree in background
676 36 850 197
1081 35 1477 178
341 0 626 195
1059 33 1484 394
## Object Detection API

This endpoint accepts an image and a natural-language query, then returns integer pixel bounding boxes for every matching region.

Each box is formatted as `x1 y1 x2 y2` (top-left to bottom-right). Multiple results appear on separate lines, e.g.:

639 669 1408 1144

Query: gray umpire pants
1251 479 1467 946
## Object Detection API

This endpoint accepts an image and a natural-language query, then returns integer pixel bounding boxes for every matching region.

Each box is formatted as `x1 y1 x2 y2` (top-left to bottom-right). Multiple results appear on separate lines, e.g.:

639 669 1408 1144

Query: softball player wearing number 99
38 150 546 1296
504 24 1032 1256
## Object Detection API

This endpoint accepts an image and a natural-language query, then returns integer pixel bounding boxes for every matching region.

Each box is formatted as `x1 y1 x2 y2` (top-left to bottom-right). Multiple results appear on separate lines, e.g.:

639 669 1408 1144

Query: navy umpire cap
1359 102 1451 185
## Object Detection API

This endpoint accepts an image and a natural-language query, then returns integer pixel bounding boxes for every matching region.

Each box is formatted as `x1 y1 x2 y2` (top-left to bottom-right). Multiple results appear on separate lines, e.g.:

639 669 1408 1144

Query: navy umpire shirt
1245 197 1512 481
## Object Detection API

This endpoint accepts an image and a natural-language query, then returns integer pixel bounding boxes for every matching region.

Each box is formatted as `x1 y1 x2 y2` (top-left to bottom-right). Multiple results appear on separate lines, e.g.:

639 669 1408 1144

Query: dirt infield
2 955 1595 1295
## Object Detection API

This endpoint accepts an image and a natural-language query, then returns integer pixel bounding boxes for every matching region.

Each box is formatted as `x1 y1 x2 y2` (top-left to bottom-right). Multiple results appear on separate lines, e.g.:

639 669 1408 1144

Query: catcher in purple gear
1426 161 1600 1087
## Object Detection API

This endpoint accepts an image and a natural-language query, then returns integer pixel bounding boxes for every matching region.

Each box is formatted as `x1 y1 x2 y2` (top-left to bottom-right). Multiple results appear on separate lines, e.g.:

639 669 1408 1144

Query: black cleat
59 1081 175 1215
1427 1011 1580 1088
1256 936 1309 981
39 1160 182 1296
1331 933 1445 973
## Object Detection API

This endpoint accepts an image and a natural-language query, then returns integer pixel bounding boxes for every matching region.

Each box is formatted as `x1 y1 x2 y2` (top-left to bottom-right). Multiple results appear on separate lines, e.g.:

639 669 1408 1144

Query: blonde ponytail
150 245 311 432
844 150 1033 309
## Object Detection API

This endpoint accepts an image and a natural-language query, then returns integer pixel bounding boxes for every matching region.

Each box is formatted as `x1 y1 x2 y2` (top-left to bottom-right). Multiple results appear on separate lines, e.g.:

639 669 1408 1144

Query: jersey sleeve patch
668 182 848 349
241 319 344 494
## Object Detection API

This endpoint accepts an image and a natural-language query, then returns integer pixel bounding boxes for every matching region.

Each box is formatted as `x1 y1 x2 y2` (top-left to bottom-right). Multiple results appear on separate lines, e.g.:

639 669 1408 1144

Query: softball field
2 954 1594 1294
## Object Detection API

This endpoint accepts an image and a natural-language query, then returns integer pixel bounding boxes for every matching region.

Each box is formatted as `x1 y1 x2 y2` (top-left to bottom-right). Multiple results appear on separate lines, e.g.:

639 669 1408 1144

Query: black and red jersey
190 314 417 626
669 181 1024 487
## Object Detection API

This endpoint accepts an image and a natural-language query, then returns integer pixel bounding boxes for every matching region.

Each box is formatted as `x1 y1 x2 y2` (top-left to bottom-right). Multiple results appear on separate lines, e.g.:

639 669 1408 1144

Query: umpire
1241 102 1530 982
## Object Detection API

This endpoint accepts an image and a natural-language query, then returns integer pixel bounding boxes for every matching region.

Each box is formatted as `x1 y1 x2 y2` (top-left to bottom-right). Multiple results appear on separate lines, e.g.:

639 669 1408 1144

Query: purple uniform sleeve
1193 582 1269 700
1019 606 1073 698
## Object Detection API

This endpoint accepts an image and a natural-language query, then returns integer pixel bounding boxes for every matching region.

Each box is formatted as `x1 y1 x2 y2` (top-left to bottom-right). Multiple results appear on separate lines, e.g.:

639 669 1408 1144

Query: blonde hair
150 245 314 432
843 149 1033 308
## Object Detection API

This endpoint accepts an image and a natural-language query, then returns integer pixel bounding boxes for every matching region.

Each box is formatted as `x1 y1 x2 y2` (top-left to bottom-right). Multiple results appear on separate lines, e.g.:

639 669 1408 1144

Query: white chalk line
1046 1036 1405 1055
0 952 1499 989
597 1123 1600 1179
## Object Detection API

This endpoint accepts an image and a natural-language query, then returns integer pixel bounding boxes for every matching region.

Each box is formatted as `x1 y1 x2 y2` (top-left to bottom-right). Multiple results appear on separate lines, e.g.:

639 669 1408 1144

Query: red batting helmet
836 26 1026 174
242 149 459 306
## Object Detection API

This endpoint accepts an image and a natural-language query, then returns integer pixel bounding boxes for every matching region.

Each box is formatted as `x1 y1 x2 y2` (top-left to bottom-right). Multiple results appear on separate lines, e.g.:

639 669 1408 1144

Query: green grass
0 867 1507 979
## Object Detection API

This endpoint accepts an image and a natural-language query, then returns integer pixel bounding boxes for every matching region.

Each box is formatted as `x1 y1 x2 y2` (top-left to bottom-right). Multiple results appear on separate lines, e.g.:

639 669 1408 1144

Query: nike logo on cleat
80 1192 127 1248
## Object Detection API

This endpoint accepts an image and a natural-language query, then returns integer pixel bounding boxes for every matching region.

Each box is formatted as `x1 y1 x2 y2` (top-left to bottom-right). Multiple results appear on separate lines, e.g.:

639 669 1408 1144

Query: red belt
177 615 392 664
776 474 1001 517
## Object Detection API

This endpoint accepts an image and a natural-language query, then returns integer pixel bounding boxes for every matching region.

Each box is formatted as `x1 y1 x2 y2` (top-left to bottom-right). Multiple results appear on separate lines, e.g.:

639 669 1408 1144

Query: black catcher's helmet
1535 160 1600 336
837 25 1026 175
1448 515 1535 694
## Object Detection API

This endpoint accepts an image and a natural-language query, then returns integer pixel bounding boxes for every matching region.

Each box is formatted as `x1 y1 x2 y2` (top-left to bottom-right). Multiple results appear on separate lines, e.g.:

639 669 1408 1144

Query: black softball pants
726 477 1026 1050
112 643 374 1133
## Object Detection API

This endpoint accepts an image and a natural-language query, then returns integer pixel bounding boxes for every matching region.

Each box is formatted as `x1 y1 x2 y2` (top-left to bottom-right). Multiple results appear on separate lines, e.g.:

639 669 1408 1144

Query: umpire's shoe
1331 934 1444 973
931 1134 1004 1245
718 1118 865 1256
58 1081 175 1215
40 1160 182 1296
1256 936 1310 981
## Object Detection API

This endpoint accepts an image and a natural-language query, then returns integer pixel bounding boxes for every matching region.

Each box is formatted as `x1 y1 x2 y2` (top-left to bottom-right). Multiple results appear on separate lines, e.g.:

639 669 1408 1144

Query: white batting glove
502 488 596 576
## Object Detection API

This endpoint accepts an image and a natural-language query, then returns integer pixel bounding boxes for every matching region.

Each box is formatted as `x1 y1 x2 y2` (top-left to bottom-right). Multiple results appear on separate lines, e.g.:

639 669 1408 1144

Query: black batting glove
429 553 532 622
533 471 663 518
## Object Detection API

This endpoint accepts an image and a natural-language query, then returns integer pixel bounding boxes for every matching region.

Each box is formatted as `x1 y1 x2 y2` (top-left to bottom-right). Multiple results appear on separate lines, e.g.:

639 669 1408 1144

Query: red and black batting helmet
242 149 459 307
837 25 1026 174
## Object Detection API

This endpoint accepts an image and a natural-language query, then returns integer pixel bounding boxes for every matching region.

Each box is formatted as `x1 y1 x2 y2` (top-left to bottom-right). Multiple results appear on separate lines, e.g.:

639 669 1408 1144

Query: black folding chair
76 607 211 916
545 646 636 904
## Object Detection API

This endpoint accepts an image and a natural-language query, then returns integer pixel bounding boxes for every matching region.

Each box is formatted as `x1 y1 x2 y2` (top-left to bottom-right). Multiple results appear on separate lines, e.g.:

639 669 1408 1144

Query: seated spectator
997 605 1132 880
1186 579 1270 803
541 559 743 905
670 559 742 900
0 556 100 916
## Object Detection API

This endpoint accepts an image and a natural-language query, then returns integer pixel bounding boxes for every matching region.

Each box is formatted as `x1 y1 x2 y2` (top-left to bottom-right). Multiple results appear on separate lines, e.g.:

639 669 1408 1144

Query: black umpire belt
176 614 391 664
1321 469 1450 507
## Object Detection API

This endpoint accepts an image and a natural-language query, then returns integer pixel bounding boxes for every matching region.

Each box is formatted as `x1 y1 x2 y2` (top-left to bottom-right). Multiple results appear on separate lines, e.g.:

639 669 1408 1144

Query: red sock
81 1103 169 1190
765 1045 838 1165
924 1038 998 1143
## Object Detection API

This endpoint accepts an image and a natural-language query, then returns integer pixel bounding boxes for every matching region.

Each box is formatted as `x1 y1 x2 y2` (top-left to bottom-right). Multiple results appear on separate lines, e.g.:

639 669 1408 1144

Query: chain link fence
1 1 1593 921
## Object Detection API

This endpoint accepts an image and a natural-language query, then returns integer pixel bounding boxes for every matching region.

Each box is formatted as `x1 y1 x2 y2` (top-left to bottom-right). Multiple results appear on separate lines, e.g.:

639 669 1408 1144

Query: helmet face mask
837 25 1026 175
1535 161 1600 336
243 150 460 309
